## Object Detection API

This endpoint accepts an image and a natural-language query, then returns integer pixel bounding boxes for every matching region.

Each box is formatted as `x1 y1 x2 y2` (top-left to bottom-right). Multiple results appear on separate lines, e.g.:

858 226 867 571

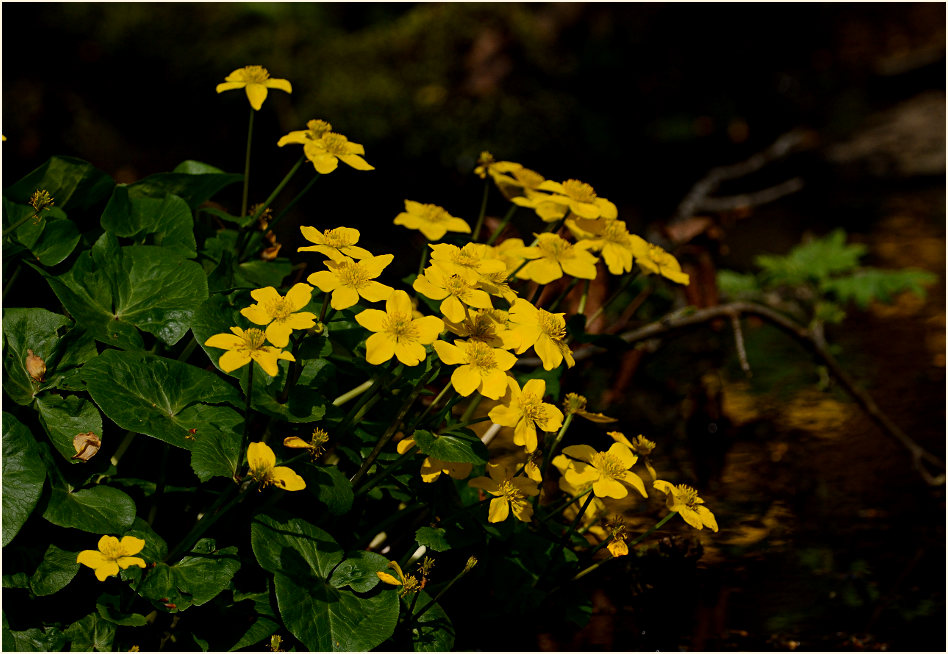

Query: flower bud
72 432 102 462
464 556 478 572
25 349 46 382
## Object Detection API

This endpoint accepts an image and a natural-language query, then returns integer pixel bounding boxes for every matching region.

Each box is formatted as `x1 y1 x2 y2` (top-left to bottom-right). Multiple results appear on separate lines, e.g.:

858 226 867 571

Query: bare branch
729 312 752 377
695 177 805 214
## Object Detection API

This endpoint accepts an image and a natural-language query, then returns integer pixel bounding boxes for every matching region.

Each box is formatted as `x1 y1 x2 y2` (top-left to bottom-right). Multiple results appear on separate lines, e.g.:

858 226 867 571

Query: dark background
3 3 945 651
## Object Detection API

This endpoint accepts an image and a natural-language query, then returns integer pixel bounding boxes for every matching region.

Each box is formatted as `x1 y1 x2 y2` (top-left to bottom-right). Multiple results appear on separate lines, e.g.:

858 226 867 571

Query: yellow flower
559 442 647 500
298 226 372 262
473 152 521 179
552 455 609 535
572 218 637 276
204 326 295 376
653 480 718 532
468 462 539 523
355 290 444 366
442 309 518 350
420 457 473 483
301 132 374 175
429 243 506 283
412 265 493 323
277 119 334 146
610 431 658 480
492 166 548 202
432 339 517 399
393 200 471 242
247 442 306 491
507 299 574 370
562 393 617 423
308 254 395 310
216 65 292 111
376 561 420 597
604 517 630 558
514 233 598 284
283 428 329 460
77 535 146 581
239 283 317 348
629 235 690 285
488 377 564 453
513 178 617 222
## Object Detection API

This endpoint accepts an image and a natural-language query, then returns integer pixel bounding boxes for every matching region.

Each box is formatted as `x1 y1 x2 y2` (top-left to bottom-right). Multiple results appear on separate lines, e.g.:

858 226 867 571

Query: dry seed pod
72 432 102 462
25 349 46 382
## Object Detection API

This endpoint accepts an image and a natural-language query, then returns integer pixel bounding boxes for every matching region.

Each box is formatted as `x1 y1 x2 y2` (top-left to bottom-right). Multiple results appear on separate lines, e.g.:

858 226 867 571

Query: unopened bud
464 556 478 572
25 349 46 382
260 243 282 260
72 432 102 462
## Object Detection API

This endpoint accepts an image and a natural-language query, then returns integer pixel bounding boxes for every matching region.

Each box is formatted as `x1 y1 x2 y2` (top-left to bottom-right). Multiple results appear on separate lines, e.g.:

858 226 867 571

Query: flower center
519 393 546 422
306 119 333 139
497 480 525 503
632 435 656 455
240 328 268 351
385 313 419 341
264 297 294 321
675 484 699 507
537 235 571 260
563 392 588 414
465 341 497 371
591 451 626 479
323 228 356 248
419 204 451 223
444 274 470 297
336 260 370 289
562 179 597 203
321 133 349 155
240 65 270 83
100 541 123 559
537 310 566 341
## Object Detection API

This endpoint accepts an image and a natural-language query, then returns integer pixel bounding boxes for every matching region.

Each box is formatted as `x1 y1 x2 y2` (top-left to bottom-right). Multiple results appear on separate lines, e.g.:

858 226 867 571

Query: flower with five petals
394 200 471 242
488 377 564 453
240 283 317 348
248 442 305 491
302 132 373 175
653 480 718 531
204 326 295 376
216 65 292 110
559 442 647 500
355 290 444 366
432 339 517 399
308 254 395 310
468 462 539 523
77 535 147 581
298 225 372 262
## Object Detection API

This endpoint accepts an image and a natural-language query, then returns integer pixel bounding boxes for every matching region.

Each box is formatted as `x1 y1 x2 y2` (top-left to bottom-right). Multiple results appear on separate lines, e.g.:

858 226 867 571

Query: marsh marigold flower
283 428 330 460
560 442 648 500
302 132 373 175
277 119 333 146
442 309 518 350
394 200 471 242
432 339 517 399
77 535 146 581
513 178 617 222
248 442 305 491
240 283 317 348
429 242 506 282
205 327 295 376
488 377 564 453
610 431 657 480
514 233 598 284
355 290 444 366
308 254 395 310
508 299 575 370
216 65 292 111
396 436 470 483
468 462 539 523
653 480 718 532
629 235 690 285
572 218 637 276
562 393 617 423
298 226 372 262
413 265 493 323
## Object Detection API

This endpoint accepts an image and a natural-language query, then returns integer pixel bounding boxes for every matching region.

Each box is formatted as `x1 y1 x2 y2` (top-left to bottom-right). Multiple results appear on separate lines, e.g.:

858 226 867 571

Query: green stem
165 485 247 564
239 364 255 469
240 108 255 220
459 394 483 424
561 492 596 545
539 487 592 522
176 335 198 362
318 292 331 323
412 562 476 622
333 379 375 406
485 205 517 246
268 172 321 232
417 244 430 276
541 413 574 484
570 512 677 583
472 178 490 242
237 156 305 260
2 212 38 237
350 384 423 486
146 444 171 527
2 263 22 300
547 278 580 312
586 271 639 326
110 431 138 467
577 279 591 315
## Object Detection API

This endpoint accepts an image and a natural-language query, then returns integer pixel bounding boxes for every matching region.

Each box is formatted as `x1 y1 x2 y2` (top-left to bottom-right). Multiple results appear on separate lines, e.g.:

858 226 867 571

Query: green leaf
309 466 354 516
716 269 762 299
4 155 114 214
414 526 451 552
229 585 280 651
43 485 136 534
6 199 83 266
1 413 47 546
821 268 936 308
412 429 488 465
251 514 399 652
135 539 240 612
3 624 66 652
96 594 149 627
63 613 115 652
101 187 197 257
2 307 73 405
408 590 455 652
35 394 103 462
30 544 80 596
756 229 866 286
189 425 243 482
82 349 242 452
329 550 391 593
126 164 242 210
42 232 209 348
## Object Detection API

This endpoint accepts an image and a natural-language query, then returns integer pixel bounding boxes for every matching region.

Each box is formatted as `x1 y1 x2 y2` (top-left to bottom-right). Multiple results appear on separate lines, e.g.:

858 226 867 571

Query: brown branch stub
729 312 752 377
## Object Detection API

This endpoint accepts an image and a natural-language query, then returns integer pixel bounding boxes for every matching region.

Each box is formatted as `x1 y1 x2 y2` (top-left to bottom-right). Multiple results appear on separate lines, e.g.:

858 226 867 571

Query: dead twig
523 301 945 486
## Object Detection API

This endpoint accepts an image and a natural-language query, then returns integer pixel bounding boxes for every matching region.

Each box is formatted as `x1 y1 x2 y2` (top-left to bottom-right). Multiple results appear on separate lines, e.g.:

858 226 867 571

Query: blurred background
3 3 945 650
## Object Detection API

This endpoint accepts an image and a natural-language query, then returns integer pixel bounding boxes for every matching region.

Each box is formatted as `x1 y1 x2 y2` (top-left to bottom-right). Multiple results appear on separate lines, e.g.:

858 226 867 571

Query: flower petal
219 350 251 373
365 333 396 365
487 497 510 523
245 84 268 111
270 466 306 491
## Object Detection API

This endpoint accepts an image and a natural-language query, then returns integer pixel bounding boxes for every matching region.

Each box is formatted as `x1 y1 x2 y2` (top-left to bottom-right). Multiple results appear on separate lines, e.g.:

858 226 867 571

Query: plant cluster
3 65 725 652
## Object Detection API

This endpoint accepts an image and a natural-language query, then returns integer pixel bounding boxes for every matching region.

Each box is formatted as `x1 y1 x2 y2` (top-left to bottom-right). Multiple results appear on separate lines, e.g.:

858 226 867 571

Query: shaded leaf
414 526 451 552
101 186 197 257
1 413 47 546
412 429 488 465
35 393 103 463
43 485 136 535
63 613 115 652
4 155 113 214
126 163 242 210
30 544 80 596
329 550 390 592
1 307 74 405
408 590 455 652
